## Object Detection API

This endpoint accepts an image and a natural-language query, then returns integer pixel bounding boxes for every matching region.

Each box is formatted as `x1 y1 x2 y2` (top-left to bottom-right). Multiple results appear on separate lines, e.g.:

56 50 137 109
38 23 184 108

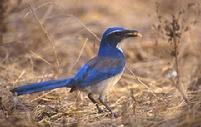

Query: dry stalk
64 14 101 42
43 2 101 51
67 38 88 73
153 1 201 103
57 13 100 53
30 50 53 66
130 88 136 115
126 65 159 99
25 0 60 74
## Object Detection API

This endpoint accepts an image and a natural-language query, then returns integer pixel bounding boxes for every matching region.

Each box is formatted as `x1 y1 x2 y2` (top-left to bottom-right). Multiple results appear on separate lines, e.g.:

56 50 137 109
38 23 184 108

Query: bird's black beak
123 30 142 38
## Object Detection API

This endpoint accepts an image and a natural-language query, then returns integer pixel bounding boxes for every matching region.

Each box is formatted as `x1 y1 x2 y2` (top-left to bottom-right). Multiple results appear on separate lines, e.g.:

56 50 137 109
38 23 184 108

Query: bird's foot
111 112 118 118
96 105 104 113
95 103 103 113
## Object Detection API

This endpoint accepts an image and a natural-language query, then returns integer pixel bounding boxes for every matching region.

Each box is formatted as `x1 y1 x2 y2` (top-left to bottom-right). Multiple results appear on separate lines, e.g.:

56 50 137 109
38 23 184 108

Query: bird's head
101 27 142 47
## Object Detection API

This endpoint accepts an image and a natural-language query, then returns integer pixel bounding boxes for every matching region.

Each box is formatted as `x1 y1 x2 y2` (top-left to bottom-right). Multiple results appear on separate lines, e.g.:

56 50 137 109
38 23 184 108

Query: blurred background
0 0 201 126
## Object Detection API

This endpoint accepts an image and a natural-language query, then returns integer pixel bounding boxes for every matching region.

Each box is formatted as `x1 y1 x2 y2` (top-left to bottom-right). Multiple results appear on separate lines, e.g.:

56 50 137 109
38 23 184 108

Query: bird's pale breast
81 70 124 95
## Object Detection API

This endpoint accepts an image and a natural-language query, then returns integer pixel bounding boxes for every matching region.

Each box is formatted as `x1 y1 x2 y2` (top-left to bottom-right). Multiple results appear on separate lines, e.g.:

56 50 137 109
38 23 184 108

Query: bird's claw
98 108 104 113
111 112 118 118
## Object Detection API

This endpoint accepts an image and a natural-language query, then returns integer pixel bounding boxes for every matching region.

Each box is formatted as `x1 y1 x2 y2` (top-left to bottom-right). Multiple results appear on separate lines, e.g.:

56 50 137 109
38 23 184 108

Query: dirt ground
0 0 201 127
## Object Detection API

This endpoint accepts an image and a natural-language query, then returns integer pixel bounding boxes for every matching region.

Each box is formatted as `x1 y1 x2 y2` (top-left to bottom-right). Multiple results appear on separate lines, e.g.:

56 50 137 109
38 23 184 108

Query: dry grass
0 0 201 127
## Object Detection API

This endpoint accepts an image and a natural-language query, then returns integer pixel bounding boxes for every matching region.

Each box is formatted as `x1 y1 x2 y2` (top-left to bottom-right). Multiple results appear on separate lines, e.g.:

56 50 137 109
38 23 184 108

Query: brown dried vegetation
0 0 201 127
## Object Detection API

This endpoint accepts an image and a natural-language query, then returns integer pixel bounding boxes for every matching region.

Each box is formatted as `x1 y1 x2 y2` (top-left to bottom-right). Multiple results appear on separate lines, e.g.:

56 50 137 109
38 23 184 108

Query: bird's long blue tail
10 78 74 96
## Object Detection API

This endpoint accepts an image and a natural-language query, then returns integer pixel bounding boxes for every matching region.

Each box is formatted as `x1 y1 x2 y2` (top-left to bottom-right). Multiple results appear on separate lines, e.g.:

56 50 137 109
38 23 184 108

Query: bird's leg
99 95 118 118
88 93 103 113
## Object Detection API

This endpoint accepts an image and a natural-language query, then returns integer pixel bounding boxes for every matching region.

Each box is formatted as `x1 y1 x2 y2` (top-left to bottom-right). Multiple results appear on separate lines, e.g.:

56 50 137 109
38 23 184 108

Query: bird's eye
114 32 121 36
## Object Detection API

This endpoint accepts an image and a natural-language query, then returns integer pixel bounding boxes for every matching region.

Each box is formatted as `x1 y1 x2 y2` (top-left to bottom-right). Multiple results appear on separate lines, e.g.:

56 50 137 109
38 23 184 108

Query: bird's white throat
117 44 123 53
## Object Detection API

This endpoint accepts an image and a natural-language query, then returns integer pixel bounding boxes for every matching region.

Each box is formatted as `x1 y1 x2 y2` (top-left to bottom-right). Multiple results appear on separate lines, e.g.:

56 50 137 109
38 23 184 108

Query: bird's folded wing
73 57 125 88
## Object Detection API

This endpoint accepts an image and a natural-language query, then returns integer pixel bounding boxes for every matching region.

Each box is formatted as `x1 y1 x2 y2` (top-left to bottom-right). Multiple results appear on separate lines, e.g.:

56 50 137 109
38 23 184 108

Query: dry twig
25 0 60 73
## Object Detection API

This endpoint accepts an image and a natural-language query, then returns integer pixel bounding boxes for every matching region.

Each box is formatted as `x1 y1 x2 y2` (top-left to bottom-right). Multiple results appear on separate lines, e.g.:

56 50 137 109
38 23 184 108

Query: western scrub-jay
11 27 142 117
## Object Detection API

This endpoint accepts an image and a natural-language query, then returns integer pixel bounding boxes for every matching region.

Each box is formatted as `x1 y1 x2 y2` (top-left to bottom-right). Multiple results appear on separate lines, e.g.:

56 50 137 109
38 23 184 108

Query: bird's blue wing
73 57 125 88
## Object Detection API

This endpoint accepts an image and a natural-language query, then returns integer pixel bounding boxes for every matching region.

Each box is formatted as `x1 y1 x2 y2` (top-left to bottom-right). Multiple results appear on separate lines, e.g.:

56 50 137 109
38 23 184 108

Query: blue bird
11 27 142 117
